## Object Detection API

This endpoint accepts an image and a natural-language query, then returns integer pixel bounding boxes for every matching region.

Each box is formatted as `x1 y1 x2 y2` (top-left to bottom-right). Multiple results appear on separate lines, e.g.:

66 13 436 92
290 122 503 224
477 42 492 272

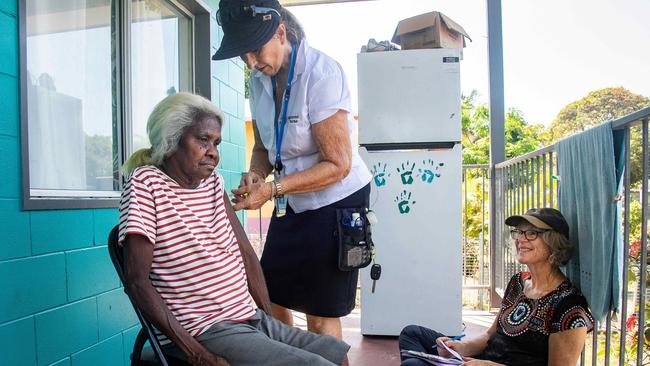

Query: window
130 0 193 152
25 0 115 196
20 0 211 209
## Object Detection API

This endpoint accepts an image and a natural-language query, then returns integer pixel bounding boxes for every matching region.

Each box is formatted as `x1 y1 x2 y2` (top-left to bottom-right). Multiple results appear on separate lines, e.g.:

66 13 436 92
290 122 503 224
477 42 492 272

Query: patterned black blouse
478 272 594 366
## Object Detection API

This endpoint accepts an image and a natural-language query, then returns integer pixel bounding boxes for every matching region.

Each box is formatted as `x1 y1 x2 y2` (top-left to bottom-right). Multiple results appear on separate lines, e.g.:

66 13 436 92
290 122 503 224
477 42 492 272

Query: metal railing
462 164 491 310
492 107 650 365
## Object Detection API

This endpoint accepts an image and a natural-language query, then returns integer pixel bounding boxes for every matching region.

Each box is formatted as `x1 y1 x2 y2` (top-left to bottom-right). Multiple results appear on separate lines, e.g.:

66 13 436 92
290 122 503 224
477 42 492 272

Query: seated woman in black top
399 208 594 366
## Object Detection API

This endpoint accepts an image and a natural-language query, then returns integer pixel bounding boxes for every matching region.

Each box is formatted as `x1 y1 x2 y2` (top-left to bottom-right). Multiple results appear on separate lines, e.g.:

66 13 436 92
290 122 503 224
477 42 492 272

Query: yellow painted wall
245 120 275 219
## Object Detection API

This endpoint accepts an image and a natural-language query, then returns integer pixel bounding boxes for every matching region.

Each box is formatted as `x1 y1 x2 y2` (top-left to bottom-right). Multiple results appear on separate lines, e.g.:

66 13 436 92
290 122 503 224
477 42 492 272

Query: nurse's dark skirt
260 184 370 318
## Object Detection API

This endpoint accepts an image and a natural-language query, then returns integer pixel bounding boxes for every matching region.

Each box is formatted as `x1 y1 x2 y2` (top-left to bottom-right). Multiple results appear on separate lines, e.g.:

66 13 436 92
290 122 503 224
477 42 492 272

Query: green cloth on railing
557 121 626 322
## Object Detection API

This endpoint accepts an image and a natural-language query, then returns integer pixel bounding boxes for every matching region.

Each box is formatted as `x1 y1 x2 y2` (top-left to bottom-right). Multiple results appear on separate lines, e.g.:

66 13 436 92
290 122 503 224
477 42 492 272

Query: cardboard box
392 11 471 50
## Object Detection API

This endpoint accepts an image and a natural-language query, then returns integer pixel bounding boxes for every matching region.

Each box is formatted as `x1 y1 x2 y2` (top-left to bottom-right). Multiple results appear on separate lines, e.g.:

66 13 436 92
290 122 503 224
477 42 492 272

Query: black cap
212 0 281 60
505 208 570 240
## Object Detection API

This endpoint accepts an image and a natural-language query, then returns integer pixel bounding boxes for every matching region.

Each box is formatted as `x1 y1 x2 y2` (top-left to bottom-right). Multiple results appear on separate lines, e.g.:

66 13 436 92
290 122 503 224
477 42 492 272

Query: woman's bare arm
547 327 587 365
223 194 273 314
441 315 498 358
280 109 352 194
123 234 227 365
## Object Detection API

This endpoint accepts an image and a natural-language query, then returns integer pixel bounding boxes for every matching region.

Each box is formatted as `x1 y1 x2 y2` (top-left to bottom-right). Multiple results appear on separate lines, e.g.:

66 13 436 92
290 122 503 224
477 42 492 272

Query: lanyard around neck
271 43 297 173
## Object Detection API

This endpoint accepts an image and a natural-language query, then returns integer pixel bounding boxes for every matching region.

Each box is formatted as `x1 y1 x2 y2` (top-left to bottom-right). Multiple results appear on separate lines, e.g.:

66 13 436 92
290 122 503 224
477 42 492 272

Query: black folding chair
108 225 189 366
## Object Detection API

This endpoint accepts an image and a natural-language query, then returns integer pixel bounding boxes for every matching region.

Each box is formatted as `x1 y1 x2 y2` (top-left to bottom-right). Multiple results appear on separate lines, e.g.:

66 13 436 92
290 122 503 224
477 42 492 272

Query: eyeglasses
217 5 281 26
510 229 546 241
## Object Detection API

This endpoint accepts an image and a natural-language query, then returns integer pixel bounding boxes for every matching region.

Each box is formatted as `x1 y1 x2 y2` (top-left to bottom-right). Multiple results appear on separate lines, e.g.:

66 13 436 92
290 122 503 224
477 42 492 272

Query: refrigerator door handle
361 142 459 151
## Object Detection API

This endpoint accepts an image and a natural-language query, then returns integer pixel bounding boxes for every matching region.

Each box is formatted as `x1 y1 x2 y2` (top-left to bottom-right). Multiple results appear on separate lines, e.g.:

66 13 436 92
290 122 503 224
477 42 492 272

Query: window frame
19 0 212 210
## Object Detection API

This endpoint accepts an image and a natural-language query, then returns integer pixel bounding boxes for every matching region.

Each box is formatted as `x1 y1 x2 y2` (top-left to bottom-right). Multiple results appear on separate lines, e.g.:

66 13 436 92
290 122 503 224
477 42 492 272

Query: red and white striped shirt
118 166 256 344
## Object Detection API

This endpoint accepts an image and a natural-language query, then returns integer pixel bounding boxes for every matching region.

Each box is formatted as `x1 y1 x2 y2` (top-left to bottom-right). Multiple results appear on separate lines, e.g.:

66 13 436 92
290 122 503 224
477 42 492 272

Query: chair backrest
108 225 172 366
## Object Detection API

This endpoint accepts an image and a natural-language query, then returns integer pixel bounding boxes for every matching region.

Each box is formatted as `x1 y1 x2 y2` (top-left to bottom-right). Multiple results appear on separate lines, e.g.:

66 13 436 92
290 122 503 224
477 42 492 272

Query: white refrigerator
358 49 463 336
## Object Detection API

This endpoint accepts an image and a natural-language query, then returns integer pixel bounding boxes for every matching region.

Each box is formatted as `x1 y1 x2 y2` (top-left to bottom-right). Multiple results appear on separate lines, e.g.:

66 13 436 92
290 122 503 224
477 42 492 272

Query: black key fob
370 263 382 280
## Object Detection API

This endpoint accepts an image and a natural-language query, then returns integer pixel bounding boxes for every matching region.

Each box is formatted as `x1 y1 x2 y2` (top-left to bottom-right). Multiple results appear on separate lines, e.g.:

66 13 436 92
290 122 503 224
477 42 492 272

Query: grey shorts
163 309 350 366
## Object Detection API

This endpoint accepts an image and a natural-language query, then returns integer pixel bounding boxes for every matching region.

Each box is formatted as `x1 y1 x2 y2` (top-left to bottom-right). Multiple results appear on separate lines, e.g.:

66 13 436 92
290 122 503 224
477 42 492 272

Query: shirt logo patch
288 115 299 124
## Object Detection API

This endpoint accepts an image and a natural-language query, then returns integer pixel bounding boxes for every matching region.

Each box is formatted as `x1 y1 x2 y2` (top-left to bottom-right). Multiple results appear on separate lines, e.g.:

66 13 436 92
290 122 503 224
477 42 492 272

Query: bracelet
273 179 283 197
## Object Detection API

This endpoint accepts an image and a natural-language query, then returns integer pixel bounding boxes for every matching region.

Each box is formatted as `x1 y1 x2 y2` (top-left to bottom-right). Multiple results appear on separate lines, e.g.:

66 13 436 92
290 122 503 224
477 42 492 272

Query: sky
289 0 650 126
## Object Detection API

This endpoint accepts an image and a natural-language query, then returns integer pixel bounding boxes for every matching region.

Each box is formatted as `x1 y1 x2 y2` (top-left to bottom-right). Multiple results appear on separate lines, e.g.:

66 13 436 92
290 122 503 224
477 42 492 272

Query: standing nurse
212 0 372 339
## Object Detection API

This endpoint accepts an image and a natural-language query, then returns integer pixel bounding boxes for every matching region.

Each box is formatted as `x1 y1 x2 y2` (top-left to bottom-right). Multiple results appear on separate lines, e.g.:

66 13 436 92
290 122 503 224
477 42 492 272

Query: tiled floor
292 309 496 366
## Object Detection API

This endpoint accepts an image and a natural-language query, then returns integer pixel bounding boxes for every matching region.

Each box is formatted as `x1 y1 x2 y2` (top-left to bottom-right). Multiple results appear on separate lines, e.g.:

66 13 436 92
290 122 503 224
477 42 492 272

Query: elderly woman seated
399 208 594 366
118 92 349 366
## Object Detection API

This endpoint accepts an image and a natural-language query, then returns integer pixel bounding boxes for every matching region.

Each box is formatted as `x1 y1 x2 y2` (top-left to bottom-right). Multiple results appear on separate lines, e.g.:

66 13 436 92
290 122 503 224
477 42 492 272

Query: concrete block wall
0 0 247 364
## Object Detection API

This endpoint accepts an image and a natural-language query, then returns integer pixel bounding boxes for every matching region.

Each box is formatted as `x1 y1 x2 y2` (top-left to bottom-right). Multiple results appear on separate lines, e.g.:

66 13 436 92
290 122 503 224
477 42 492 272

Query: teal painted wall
209 0 249 224
0 0 248 364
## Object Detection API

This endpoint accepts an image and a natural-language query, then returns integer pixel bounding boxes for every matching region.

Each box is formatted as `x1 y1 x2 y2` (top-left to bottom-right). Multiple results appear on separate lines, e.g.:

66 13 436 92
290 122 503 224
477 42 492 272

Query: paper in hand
400 349 463 365
439 340 464 361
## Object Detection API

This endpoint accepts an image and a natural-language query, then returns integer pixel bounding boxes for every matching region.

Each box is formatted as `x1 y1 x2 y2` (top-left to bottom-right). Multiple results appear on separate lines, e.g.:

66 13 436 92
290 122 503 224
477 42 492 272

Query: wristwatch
273 179 283 197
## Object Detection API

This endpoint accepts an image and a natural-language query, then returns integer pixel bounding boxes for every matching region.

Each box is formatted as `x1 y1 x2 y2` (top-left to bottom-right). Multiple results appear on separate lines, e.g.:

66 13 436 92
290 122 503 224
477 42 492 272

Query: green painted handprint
370 162 390 187
396 161 416 185
417 160 445 183
394 190 416 214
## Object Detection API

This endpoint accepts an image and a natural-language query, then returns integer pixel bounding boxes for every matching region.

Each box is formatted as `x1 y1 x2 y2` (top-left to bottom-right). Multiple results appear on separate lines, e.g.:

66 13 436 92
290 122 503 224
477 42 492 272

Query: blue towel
557 121 625 322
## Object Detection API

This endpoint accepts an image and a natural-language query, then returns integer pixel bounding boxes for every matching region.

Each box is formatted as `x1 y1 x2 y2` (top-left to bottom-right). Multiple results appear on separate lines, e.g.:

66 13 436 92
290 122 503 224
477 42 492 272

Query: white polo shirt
249 40 371 213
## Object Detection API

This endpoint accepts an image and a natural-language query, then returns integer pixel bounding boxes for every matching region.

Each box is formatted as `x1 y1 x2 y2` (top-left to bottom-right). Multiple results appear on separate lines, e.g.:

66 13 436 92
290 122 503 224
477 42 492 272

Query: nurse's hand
231 181 273 211
239 171 263 189
232 171 265 209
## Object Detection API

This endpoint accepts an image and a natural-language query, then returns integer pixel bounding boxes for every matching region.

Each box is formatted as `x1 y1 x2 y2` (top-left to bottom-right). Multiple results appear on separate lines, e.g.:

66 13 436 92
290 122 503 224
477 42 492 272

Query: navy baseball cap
212 0 281 60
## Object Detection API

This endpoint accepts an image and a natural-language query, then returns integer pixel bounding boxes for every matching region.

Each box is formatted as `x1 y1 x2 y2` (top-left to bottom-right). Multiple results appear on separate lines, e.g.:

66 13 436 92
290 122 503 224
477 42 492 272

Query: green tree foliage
505 108 546 159
461 91 490 164
548 87 650 186
548 87 649 142
462 171 488 276
629 199 643 243
461 91 545 164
